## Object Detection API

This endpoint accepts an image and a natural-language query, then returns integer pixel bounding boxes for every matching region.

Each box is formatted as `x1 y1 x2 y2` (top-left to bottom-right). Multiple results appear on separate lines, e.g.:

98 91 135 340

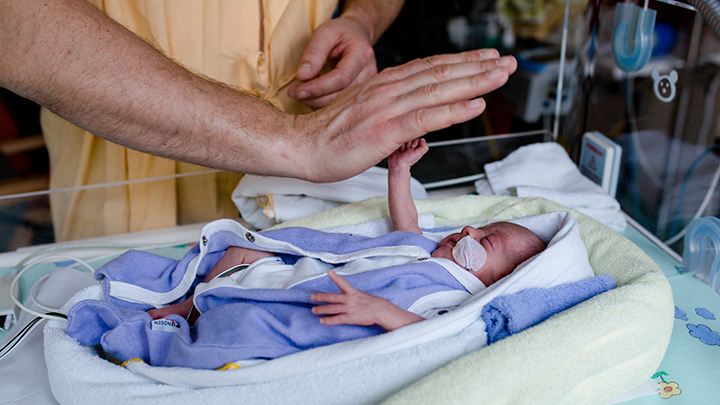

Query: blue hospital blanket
66 220 478 370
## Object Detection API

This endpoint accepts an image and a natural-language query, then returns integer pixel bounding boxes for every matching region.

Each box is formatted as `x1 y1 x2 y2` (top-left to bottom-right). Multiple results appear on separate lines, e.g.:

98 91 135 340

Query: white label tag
151 318 182 334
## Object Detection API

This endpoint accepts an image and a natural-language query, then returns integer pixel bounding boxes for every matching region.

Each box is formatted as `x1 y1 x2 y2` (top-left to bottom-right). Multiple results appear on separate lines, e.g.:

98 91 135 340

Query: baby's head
432 222 547 287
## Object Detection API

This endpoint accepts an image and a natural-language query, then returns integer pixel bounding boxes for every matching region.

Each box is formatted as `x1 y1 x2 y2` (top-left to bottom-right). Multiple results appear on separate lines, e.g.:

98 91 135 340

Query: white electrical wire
696 72 720 147
661 70 720 246
9 238 197 319
29 273 56 313
552 0 570 141
10 255 95 320
627 78 664 188
664 161 720 245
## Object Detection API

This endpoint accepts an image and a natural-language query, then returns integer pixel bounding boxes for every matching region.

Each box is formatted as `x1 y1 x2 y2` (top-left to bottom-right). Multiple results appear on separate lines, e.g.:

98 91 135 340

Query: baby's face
432 222 546 287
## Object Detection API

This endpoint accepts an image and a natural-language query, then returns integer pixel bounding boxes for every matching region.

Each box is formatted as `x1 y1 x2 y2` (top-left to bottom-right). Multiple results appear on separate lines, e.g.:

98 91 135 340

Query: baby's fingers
327 271 356 293
318 314 351 325
310 292 345 303
311 304 347 316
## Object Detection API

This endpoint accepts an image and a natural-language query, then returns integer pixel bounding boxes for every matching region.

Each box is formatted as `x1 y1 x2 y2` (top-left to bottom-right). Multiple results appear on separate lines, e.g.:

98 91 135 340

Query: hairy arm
0 0 517 183
0 0 306 176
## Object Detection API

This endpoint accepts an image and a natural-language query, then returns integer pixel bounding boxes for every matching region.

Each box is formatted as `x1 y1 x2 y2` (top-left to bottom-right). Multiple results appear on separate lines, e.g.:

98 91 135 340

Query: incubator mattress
44 195 674 404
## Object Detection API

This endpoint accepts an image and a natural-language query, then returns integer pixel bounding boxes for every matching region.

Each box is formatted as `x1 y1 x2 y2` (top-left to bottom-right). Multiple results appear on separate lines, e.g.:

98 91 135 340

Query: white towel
475 142 627 231
232 167 428 229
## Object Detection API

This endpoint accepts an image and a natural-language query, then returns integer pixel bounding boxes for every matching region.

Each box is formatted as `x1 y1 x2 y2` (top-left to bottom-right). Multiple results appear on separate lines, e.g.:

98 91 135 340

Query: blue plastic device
612 2 657 72
683 217 720 293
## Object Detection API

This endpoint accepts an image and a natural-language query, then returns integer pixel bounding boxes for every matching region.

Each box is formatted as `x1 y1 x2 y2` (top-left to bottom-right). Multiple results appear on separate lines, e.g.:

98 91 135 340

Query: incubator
2 0 720 403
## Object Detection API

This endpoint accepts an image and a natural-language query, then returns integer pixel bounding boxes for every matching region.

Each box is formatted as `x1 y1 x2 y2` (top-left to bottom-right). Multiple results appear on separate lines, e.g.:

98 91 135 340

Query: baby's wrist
388 163 411 176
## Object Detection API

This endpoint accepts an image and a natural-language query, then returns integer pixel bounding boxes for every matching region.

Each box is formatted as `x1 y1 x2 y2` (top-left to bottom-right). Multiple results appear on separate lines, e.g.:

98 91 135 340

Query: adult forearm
0 0 303 177
340 0 405 44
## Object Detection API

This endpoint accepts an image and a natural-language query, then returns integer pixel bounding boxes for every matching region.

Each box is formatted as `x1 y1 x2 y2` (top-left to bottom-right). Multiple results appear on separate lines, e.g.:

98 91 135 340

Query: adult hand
294 49 518 182
288 16 377 110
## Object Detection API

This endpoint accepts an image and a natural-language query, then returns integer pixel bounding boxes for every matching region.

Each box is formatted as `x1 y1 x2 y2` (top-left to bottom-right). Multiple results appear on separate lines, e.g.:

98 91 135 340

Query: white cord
627 77 664 188
697 72 720 150
664 161 720 245
552 0 570 141
10 255 95 321
29 273 56 313
8 238 197 320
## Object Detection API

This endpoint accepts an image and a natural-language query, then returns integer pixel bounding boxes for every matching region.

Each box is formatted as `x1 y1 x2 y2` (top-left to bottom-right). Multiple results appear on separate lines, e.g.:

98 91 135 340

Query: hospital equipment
579 131 622 197
612 1 657 72
682 216 720 291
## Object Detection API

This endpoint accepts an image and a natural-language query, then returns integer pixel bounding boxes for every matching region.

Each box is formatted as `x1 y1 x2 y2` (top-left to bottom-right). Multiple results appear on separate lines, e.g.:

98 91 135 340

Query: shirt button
201 236 208 246
246 232 255 243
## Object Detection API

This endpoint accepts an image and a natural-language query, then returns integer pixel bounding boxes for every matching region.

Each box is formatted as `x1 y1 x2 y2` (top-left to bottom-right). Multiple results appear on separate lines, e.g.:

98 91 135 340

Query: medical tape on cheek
452 236 487 271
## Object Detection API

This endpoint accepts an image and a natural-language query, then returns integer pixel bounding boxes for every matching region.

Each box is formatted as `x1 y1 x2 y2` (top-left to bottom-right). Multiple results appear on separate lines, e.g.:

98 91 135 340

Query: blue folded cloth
482 273 617 344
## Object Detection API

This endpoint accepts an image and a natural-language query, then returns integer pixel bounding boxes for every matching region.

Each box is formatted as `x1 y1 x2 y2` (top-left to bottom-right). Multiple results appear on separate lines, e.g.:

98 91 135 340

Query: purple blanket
67 226 467 369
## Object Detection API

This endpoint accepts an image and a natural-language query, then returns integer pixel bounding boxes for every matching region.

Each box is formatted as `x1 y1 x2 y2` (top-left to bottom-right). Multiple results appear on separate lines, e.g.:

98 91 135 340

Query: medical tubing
687 0 720 37
10 255 95 321
697 72 720 148
664 144 720 243
626 78 662 188
552 0 571 141
30 273 56 313
665 159 720 245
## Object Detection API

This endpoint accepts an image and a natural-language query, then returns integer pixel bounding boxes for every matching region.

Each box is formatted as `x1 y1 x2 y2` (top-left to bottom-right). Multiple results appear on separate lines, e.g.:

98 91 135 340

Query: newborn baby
149 139 546 331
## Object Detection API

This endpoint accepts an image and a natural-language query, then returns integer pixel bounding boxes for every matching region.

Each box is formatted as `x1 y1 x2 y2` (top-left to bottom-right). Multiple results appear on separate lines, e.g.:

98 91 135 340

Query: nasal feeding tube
452 236 487 271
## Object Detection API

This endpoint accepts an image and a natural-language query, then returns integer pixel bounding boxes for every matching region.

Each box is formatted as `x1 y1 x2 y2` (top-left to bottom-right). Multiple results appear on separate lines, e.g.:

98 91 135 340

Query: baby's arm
387 139 429 234
311 271 425 332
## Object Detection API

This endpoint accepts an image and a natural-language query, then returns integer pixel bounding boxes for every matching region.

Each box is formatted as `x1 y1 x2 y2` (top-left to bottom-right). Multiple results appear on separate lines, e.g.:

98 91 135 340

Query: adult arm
0 0 517 183
289 0 405 109
387 139 429 234
311 271 425 332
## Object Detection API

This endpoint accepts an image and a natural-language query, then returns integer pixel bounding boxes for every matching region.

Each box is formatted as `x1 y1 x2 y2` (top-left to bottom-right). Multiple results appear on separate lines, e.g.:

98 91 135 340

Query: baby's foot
148 298 195 320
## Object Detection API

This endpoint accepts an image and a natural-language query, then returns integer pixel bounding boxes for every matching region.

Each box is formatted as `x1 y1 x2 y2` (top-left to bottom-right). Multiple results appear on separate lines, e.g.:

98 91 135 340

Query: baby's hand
388 138 429 170
311 271 389 327
311 271 426 331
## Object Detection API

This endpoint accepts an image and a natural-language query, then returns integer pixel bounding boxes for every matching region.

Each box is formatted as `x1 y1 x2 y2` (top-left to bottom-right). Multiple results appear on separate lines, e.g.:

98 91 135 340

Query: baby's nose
461 226 477 237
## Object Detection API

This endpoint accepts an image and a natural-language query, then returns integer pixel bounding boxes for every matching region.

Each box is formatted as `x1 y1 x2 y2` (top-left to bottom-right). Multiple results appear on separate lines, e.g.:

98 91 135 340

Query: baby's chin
431 250 454 262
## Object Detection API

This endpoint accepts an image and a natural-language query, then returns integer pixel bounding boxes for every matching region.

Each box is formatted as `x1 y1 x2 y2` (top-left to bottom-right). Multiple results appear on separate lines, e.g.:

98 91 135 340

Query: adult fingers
295 45 375 100
292 63 377 109
391 97 487 139
390 67 509 116
295 28 337 82
379 56 516 99
377 49 501 83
